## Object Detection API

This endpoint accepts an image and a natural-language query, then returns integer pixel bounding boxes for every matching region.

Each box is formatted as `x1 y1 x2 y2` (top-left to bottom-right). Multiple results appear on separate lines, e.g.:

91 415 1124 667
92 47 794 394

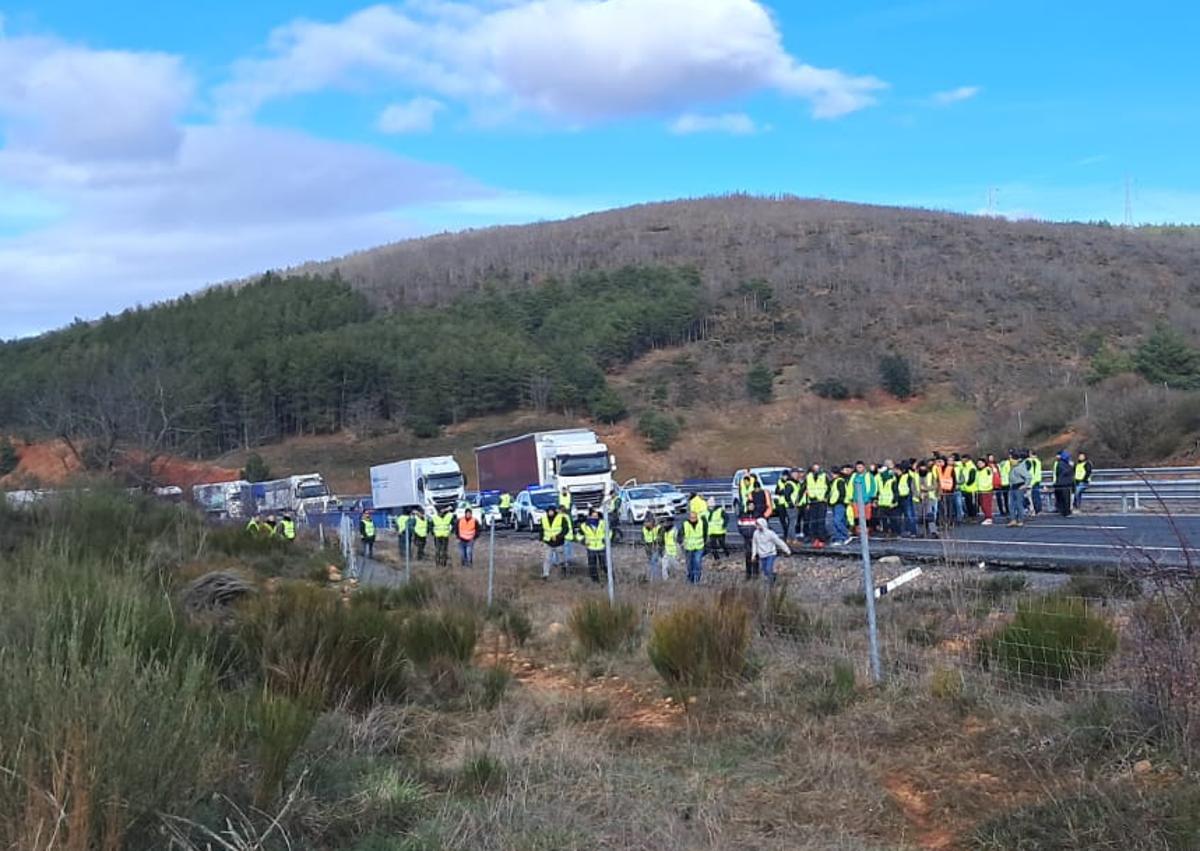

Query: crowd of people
345 449 1097 588
244 512 297 540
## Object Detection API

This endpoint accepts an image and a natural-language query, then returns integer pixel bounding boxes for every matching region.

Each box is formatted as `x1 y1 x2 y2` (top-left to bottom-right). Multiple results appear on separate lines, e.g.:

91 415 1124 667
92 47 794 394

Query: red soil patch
1 437 239 490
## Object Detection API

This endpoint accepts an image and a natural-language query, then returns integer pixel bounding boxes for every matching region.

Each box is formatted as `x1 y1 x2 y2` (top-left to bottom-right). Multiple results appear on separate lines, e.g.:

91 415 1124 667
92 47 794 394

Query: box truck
251 473 336 516
474 429 616 514
369 456 465 515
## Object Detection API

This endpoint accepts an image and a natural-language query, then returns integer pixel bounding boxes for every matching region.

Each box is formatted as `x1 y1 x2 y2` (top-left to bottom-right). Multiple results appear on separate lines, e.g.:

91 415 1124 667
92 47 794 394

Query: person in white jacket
752 517 792 585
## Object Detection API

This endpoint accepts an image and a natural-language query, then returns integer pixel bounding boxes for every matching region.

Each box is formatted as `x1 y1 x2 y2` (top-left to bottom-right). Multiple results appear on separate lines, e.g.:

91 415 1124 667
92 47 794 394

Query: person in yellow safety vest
959 455 978 520
662 522 678 580
919 462 940 538
280 513 297 541
245 515 263 535
265 514 279 536
540 507 570 579
705 498 729 561
499 492 513 527
558 488 572 512
562 510 577 568
994 454 1011 518
431 507 454 567
896 461 919 538
782 469 804 541
642 516 664 581
804 464 830 547
738 474 757 513
1073 451 1094 510
688 492 709 522
875 465 899 537
411 508 429 560
395 511 412 557
975 458 995 525
682 511 706 585
581 508 608 583
827 466 854 546
1026 452 1044 515
359 510 376 558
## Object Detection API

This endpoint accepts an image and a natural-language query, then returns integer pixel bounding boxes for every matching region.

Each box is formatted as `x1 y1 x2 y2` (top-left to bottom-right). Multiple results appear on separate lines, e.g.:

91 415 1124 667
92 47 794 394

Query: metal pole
604 501 615 604
854 480 882 684
487 519 496 607
404 525 411 585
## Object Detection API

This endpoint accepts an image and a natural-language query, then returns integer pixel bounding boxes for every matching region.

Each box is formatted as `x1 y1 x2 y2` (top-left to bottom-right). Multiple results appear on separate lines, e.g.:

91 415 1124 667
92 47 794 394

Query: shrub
647 591 750 688
879 353 916 399
978 595 1118 685
759 584 830 641
241 452 272 483
746 364 775 404
637 410 680 452
250 689 316 807
800 660 859 718
589 385 628 424
459 752 506 795
568 598 639 656
0 436 17 476
353 578 436 611
399 607 480 667
1063 571 1141 601
930 667 965 702
812 377 850 400
490 602 533 647
568 695 611 723
1134 325 1200 389
234 583 409 708
479 665 511 710
405 415 441 439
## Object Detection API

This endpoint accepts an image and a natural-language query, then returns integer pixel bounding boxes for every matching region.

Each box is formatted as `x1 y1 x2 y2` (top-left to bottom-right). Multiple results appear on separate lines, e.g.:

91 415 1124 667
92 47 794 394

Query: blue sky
1 0 1196 339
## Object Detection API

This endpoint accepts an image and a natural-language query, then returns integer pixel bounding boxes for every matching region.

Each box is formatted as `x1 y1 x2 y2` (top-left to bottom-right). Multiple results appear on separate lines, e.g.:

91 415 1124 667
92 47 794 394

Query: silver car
620 486 677 524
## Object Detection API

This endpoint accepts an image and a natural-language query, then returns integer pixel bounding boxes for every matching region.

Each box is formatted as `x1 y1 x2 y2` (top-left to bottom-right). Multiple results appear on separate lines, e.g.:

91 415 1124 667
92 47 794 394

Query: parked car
512 486 559 531
619 486 678 524
461 491 501 528
642 482 688 515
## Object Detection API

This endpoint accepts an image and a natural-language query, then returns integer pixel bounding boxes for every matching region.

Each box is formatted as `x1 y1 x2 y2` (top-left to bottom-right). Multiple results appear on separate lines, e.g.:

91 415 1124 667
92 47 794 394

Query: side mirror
610 455 617 471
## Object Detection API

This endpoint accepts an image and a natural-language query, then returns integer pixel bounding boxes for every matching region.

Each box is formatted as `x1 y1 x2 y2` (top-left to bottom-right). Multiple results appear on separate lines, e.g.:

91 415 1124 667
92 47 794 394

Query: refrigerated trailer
474 429 616 513
369 456 465 515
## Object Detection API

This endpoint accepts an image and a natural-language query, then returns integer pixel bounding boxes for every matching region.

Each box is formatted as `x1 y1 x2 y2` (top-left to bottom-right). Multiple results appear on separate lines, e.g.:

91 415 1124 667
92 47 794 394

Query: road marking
1027 524 1126 530
922 538 1191 553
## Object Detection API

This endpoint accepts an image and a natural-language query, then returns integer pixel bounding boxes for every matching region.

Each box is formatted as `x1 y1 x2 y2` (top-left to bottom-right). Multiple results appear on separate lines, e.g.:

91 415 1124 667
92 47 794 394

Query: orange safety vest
458 517 478 541
938 466 956 494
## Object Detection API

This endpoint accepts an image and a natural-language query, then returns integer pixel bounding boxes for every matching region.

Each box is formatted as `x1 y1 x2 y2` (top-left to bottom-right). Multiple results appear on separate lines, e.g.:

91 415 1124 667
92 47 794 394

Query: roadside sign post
487 519 496 607
404 526 411 585
604 501 615 604
854 480 883 684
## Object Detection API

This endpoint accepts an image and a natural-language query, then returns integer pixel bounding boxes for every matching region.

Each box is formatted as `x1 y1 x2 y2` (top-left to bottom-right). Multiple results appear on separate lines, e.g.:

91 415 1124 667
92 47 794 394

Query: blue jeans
831 504 849 541
1074 482 1087 508
953 492 966 522
900 497 918 536
646 551 662 581
1009 486 1026 523
459 540 474 566
542 545 563 577
686 549 704 584
1031 484 1043 514
760 554 777 584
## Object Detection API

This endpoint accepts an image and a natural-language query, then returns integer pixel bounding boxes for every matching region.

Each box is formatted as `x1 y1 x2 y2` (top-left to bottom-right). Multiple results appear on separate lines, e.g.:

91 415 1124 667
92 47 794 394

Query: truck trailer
474 429 616 514
369 456 465 515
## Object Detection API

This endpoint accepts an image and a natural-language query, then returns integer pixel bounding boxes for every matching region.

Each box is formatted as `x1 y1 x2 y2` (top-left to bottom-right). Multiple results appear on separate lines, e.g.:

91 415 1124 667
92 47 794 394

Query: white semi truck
474 429 616 514
369 456 465 515
252 473 337 516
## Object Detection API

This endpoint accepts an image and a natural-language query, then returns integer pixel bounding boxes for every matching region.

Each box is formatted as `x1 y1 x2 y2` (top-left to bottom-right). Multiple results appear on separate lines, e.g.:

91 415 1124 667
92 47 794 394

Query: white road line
927 539 1190 553
1028 524 1126 530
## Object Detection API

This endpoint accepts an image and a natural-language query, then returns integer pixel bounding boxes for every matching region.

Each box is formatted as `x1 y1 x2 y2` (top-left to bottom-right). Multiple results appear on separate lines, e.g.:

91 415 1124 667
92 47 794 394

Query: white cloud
377 96 445 133
670 112 761 135
931 85 980 106
0 31 193 162
219 0 885 123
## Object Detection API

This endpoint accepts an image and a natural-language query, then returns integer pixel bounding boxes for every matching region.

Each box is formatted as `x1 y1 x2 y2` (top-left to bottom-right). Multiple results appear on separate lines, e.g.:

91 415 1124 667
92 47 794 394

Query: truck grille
432 495 458 512
572 488 605 511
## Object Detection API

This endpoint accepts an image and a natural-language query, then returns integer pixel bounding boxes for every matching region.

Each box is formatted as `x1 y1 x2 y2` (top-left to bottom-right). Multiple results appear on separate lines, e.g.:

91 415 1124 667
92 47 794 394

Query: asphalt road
492 512 1199 571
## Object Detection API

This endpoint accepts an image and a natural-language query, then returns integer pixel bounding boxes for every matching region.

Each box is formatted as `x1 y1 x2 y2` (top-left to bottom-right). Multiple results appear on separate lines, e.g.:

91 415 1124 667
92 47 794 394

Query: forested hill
0 269 705 463
298 196 1200 336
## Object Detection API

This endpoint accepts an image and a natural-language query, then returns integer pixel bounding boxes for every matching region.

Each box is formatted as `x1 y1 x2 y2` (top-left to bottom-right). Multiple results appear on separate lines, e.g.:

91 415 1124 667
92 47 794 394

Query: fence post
854 480 883 684
487 519 496 607
404 525 411 584
340 513 357 581
604 501 615 604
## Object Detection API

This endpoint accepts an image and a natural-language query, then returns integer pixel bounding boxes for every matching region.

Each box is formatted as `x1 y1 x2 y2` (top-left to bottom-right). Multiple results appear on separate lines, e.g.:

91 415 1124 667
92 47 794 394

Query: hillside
2 195 1199 485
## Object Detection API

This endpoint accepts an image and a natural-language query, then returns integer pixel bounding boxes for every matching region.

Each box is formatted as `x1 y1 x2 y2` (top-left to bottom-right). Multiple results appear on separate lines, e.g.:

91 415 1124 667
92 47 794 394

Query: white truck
369 456 465 516
192 480 253 519
475 429 616 515
250 473 336 517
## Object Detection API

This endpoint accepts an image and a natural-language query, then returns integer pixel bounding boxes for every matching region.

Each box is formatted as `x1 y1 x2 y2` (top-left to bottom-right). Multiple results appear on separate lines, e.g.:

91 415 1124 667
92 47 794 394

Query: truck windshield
427 473 464 491
558 453 609 477
296 483 328 499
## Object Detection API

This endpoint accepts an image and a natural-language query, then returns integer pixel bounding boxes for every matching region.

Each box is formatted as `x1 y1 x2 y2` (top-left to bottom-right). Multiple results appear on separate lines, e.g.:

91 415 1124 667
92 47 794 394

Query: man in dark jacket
1053 451 1074 517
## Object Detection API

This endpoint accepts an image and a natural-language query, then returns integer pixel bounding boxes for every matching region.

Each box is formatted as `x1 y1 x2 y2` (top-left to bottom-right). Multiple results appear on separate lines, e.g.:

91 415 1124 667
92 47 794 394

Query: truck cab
549 443 615 514
292 474 336 515
416 459 465 515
